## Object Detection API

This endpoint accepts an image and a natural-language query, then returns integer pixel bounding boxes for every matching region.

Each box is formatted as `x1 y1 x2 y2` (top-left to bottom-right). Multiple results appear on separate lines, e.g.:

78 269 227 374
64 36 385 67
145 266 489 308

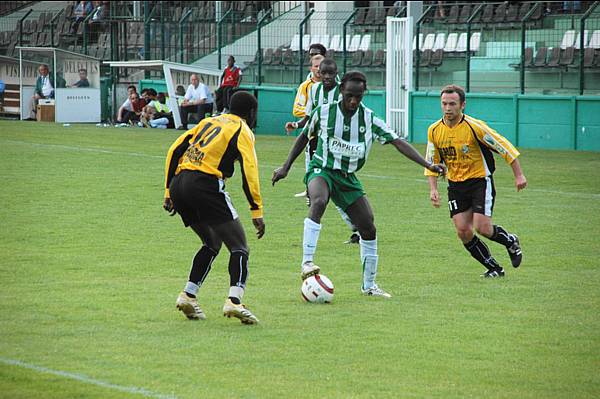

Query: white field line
3 139 600 200
0 357 178 399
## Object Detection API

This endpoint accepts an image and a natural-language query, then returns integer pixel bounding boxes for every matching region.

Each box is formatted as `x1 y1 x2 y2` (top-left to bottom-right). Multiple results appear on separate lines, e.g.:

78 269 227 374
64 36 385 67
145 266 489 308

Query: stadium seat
354 8 367 25
374 8 387 26
454 33 467 52
271 47 283 66
358 35 371 51
444 33 458 52
458 4 472 24
432 33 446 51
506 2 520 24
325 49 335 60
533 47 548 67
560 30 576 49
470 32 481 53
559 46 575 67
372 49 385 67
262 48 273 65
351 50 363 66
446 5 459 24
282 48 294 65
364 8 376 26
493 2 508 24
589 30 600 49
348 34 361 52
546 47 560 67
329 35 341 52
583 48 596 68
361 49 373 67
289 34 300 52
320 34 330 50
302 34 310 51
481 3 495 24
429 49 443 67
421 33 435 51
517 3 531 22
510 47 533 68
412 33 424 50
574 30 589 50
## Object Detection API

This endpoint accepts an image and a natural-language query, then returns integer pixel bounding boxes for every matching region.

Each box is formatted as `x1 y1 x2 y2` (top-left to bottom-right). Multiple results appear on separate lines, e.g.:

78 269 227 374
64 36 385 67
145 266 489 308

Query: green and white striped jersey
305 82 341 117
302 102 399 173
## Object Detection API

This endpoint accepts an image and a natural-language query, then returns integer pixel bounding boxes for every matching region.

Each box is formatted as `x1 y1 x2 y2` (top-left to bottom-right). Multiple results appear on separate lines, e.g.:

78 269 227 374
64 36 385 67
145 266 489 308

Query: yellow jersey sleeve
467 116 520 164
292 79 312 118
237 124 263 218
424 124 442 176
164 129 195 198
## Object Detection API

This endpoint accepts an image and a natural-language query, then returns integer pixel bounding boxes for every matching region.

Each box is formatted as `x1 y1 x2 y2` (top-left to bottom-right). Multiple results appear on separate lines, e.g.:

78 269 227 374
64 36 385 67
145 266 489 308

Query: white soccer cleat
223 299 259 325
361 285 392 299
294 190 307 198
301 261 321 280
176 292 206 320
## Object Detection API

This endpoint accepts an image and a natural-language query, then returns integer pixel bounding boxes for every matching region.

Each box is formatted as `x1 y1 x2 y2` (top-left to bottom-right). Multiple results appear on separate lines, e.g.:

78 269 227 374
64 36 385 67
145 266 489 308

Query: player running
163 91 264 324
424 84 526 278
272 71 445 298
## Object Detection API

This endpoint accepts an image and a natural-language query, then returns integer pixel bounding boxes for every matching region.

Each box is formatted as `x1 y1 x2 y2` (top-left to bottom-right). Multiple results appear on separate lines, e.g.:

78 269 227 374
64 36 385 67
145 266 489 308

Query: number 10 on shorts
448 200 458 211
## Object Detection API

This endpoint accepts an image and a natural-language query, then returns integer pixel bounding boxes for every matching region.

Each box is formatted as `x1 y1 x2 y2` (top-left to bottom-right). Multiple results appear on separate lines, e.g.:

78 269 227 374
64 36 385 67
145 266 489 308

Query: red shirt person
217 56 243 112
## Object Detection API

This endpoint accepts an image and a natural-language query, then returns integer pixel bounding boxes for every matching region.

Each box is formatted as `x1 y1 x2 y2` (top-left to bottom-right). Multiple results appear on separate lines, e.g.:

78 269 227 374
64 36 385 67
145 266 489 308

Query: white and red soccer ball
301 274 334 303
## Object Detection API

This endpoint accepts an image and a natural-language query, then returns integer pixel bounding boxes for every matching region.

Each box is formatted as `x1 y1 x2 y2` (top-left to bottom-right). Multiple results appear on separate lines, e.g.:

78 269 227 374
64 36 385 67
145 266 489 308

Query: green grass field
1 120 599 399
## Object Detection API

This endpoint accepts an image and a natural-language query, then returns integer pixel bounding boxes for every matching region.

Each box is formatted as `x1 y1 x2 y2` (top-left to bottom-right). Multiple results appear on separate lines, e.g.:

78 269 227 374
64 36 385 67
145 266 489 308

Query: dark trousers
216 86 236 112
180 103 214 128
121 110 140 123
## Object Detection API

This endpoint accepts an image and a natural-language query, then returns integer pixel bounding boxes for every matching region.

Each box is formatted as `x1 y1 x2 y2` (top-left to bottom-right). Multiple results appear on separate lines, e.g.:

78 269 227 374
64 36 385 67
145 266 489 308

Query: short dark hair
228 55 235 62
229 91 258 118
340 70 367 91
79 68 87 74
127 85 137 92
440 84 466 103
140 88 149 95
147 88 157 97
320 58 337 72
309 43 327 56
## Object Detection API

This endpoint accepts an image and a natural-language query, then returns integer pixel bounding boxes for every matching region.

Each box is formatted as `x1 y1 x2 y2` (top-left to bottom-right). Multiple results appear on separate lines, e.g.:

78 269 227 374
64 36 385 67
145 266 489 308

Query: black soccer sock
488 225 515 248
228 297 241 305
228 249 249 289
464 236 502 271
188 246 219 286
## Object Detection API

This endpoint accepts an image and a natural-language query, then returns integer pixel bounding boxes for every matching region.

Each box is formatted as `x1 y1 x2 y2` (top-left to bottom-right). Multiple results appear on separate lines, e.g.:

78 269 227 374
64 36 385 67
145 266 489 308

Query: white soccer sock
335 206 357 232
360 238 378 290
228 286 244 301
304 148 311 172
302 218 322 265
184 281 200 296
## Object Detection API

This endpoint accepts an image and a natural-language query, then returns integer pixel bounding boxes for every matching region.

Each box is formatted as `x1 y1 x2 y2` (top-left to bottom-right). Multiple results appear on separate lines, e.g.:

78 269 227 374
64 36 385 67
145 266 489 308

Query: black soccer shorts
169 169 239 227
447 177 496 218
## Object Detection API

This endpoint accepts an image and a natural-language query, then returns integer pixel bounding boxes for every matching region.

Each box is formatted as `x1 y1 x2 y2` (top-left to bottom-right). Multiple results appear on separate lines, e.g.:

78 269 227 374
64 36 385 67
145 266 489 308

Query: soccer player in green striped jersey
273 71 446 298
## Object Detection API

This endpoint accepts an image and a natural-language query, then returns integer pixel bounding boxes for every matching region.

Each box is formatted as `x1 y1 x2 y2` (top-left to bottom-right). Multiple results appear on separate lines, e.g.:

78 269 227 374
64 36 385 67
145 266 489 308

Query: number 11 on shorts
448 200 458 211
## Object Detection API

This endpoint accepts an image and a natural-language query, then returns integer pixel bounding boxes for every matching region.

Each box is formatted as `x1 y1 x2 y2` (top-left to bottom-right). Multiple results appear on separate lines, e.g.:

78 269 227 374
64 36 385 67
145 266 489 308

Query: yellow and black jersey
292 76 317 118
164 114 263 218
424 114 520 182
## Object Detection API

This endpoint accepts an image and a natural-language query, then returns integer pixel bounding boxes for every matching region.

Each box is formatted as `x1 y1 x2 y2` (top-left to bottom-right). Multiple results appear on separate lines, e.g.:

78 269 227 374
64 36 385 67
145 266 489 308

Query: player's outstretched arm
272 133 309 186
510 158 527 191
284 116 309 134
390 138 446 174
428 176 441 208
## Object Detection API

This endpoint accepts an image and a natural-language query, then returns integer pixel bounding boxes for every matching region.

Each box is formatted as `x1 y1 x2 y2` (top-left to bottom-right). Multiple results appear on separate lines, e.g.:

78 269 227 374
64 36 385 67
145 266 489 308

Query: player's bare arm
252 217 265 239
284 116 309 134
272 133 309 185
510 159 527 191
390 138 446 174
428 176 440 208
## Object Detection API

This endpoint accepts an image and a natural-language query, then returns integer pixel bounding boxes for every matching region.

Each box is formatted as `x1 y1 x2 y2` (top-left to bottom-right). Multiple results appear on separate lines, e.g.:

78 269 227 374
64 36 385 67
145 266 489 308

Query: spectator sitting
216 55 242 113
178 73 214 130
127 85 137 96
0 79 5 112
175 85 186 106
151 92 174 128
139 104 170 129
117 92 145 124
70 1 94 34
72 68 90 87
89 1 108 24
27 64 54 121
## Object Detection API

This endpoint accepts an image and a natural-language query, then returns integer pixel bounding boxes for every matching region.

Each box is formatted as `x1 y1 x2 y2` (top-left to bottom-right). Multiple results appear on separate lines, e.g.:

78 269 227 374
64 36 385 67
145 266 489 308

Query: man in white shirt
28 64 54 120
179 74 214 129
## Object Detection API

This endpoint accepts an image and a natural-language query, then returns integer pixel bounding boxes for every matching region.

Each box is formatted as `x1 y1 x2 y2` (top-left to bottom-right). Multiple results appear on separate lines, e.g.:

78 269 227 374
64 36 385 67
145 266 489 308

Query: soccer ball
301 274 334 303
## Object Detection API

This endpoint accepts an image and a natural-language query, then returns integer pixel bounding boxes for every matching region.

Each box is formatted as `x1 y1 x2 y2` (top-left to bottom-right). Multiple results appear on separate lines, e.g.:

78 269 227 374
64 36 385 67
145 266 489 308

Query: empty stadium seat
589 30 600 49
421 33 435 51
430 49 443 67
372 49 385 67
458 4 472 24
358 35 371 51
432 33 445 51
412 33 424 50
348 34 361 52
533 47 548 67
329 34 341 52
510 47 533 68
583 48 596 68
361 49 373 67
351 50 363 66
290 34 300 52
546 47 560 67
444 33 458 52
560 30 576 49
446 5 459 24
574 30 589 50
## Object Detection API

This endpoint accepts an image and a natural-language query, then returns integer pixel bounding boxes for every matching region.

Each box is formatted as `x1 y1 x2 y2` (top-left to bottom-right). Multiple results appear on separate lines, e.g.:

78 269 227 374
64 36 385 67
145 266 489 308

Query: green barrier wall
410 92 600 151
130 80 600 151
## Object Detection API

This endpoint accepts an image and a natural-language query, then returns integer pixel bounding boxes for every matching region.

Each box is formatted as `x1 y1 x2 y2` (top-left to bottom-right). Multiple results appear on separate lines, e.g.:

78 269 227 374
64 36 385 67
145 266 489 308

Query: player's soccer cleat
301 261 321 280
176 292 206 320
223 299 259 325
294 190 307 198
507 235 522 268
481 268 505 278
361 285 392 298
344 232 360 244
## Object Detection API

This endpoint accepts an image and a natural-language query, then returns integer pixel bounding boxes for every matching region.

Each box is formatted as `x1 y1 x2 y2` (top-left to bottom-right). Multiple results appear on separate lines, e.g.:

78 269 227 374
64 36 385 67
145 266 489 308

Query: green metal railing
298 9 314 83
342 9 357 75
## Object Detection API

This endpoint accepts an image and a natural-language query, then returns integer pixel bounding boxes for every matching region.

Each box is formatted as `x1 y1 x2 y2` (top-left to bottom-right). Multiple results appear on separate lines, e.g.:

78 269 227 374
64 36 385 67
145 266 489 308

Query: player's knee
359 223 376 240
474 224 492 237
456 228 473 242
310 196 328 213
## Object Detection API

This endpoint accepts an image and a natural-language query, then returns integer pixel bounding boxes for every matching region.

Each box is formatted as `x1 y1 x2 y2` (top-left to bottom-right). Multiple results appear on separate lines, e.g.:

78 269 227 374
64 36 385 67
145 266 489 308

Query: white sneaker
176 292 206 320
361 285 392 299
301 261 320 280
